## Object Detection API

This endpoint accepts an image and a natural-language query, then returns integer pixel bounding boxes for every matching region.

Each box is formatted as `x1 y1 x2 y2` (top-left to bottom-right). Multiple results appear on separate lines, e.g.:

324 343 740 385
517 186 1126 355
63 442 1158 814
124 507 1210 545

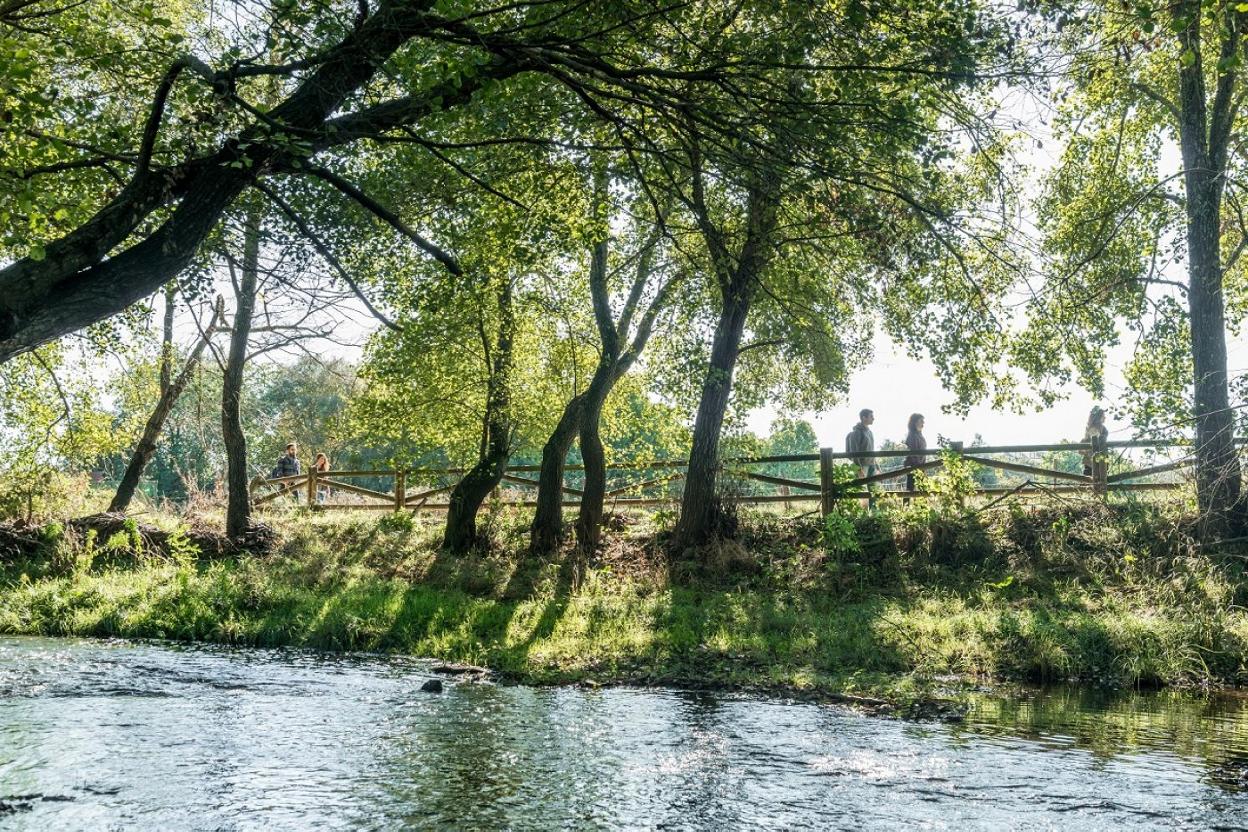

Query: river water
1 637 1247 830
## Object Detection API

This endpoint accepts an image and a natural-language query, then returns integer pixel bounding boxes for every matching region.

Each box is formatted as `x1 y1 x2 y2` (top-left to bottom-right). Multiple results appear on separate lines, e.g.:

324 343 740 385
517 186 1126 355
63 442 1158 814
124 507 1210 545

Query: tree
1032 0 1248 535
348 157 578 551
222 204 261 539
1 0 926 363
530 169 678 554
443 280 514 552
0 342 124 519
109 294 224 513
661 0 1018 548
673 179 782 547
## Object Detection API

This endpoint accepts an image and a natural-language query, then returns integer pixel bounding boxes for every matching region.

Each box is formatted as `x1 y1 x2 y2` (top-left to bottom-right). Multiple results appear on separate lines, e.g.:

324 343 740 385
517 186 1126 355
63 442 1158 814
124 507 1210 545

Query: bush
0 469 92 522
376 511 415 535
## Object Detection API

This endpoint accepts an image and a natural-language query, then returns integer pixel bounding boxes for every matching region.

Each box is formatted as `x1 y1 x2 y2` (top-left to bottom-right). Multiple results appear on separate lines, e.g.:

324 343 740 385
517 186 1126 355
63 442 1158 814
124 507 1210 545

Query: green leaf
1180 49 1196 68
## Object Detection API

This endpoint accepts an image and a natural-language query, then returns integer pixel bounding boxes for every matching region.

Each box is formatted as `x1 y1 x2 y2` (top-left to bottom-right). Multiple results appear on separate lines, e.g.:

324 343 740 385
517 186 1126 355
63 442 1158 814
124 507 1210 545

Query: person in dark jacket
272 442 301 479
846 409 876 478
904 413 926 498
845 409 877 508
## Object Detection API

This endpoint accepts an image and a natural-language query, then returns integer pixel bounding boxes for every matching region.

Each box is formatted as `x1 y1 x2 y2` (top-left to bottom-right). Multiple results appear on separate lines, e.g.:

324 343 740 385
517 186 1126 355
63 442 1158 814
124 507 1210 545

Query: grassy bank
2 498 1247 703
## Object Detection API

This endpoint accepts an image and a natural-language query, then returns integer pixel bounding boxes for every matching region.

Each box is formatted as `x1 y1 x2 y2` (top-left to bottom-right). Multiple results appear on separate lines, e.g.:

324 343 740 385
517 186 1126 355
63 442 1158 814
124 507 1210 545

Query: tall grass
2 497 1246 697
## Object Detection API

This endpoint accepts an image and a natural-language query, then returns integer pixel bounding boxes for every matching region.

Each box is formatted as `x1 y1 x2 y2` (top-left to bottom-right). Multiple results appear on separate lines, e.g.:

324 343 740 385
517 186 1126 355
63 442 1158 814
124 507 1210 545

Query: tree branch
300 164 462 275
253 181 403 333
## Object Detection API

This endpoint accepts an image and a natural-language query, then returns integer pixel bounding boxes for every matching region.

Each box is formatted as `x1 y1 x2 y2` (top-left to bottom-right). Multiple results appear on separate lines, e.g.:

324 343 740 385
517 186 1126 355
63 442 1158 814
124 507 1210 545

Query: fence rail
253 437 1244 516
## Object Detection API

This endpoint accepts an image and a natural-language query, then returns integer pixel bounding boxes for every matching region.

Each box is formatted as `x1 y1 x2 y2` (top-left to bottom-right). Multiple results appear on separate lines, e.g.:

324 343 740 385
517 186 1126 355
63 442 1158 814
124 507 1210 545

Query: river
1 636 1246 830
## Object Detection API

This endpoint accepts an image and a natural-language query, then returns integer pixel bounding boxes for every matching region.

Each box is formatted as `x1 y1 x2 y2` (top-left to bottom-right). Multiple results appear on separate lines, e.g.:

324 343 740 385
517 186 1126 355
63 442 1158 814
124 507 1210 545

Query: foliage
2 499 1246 693
915 450 983 512
0 343 131 519
1028 0 1248 433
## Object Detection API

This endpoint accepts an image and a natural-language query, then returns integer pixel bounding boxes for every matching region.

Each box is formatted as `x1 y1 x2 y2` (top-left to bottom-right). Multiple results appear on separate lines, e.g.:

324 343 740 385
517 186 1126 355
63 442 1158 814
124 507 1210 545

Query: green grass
2 498 1247 704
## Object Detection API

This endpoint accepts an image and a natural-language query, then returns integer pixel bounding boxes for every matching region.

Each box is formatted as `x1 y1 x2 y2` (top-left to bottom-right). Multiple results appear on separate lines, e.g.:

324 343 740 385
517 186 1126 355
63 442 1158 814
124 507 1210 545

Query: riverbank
1 500 1246 707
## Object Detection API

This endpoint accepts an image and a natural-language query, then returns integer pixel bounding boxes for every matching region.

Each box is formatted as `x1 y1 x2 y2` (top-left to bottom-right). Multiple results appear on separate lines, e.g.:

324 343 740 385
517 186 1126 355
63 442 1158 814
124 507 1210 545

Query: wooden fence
253 436 1226 516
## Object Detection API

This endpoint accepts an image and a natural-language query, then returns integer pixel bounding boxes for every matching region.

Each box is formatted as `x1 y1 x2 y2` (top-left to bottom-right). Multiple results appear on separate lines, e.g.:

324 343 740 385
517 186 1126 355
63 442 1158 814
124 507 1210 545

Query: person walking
313 452 330 504
846 409 876 508
270 442 301 503
846 409 876 478
904 413 927 497
1082 407 1108 477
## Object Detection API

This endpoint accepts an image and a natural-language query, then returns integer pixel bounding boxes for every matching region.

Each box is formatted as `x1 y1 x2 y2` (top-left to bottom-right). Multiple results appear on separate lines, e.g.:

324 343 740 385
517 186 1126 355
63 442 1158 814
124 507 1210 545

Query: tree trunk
672 183 778 550
1174 15 1243 537
223 207 260 540
160 282 176 392
443 283 515 553
109 298 223 513
671 277 754 549
1185 174 1241 535
529 392 584 555
573 364 615 552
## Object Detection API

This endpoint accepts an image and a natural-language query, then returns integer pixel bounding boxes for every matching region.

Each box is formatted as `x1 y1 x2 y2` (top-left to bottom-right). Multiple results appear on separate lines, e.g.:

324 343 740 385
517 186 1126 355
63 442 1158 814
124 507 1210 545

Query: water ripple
0 636 1246 830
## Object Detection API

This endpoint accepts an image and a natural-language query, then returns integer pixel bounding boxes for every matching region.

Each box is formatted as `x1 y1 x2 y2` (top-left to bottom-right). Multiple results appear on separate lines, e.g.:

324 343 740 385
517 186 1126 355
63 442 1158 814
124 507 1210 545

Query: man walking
269 442 303 503
846 409 876 478
846 409 876 507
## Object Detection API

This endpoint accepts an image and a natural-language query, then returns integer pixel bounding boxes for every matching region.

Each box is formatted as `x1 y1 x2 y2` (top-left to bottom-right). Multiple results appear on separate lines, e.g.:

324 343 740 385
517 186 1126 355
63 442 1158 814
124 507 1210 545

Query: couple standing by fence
845 409 928 494
270 443 330 503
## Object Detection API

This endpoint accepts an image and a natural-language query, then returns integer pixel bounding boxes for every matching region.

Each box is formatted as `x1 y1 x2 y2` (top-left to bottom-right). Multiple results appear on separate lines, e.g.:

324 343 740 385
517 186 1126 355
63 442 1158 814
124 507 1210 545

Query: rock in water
420 679 443 693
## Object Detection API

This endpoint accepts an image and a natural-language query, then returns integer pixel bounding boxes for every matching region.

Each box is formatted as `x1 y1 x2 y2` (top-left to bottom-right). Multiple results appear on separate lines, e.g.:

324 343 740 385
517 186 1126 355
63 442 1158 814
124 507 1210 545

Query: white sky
746 335 1133 449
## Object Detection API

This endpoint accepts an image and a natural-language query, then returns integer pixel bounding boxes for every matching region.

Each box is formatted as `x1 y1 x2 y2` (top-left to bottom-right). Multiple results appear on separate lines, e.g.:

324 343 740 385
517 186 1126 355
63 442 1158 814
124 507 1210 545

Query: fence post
819 447 835 518
949 441 964 508
307 461 317 508
1092 434 1108 498
394 470 406 511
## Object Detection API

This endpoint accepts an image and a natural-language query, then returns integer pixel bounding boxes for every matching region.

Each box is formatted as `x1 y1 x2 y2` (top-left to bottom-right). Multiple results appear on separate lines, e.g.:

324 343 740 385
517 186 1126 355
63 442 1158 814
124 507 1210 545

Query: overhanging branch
253 181 403 333
301 164 462 275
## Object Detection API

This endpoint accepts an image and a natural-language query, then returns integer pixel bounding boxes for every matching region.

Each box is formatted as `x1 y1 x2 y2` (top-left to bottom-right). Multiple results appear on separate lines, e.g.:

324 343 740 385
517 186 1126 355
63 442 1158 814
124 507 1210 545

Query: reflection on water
1 637 1246 830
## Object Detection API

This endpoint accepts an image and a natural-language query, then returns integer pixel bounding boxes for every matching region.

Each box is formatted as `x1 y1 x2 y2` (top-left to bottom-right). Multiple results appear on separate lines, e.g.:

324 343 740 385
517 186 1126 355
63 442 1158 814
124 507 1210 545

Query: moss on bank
2 499 1247 700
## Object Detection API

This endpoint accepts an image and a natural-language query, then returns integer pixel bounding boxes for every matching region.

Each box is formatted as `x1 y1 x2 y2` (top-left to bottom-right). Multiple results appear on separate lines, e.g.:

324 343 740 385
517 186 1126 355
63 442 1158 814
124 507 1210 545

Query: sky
743 336 1104 450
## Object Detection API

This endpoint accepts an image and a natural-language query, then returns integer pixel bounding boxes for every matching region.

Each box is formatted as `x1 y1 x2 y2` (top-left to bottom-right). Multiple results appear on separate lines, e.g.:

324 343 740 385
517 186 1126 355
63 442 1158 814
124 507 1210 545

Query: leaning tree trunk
671 182 777 550
109 298 223 513
671 278 754 549
574 236 619 552
568 216 671 552
443 284 515 553
529 393 585 555
223 208 260 540
159 281 176 392
573 364 617 552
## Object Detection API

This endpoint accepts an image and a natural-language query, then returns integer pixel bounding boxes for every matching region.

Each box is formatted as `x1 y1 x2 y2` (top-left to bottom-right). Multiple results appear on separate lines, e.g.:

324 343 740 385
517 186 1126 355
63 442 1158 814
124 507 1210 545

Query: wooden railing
252 437 1232 516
